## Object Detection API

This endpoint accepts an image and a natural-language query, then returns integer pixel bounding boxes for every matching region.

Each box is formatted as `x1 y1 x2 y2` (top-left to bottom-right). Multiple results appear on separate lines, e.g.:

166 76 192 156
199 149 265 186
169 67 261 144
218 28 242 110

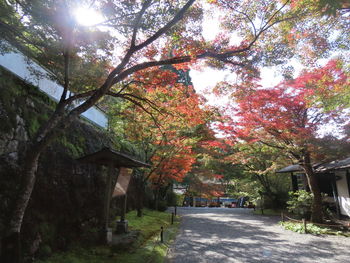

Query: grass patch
127 209 174 246
36 209 180 263
280 221 350 237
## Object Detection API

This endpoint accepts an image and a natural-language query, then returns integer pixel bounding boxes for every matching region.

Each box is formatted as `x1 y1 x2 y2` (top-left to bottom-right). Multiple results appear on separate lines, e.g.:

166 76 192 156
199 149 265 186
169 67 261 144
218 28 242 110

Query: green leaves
280 221 331 235
286 190 313 217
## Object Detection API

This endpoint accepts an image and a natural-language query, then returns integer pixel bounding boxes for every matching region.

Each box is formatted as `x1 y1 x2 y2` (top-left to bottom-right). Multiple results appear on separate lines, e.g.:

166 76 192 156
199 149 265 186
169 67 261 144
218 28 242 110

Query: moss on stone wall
0 66 116 259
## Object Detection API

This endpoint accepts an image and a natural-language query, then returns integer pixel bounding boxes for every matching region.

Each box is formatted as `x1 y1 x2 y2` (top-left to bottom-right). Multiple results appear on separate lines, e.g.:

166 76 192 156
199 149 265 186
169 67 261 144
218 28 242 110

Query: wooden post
281 212 284 222
121 194 127 222
101 163 115 243
174 206 177 216
103 163 114 231
302 218 307 233
261 208 264 215
171 212 174 225
331 175 341 219
160 227 164 243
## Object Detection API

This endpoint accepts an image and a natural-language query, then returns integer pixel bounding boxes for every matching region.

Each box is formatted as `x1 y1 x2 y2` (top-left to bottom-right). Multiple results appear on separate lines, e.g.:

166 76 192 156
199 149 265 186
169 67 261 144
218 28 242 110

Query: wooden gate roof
77 147 150 168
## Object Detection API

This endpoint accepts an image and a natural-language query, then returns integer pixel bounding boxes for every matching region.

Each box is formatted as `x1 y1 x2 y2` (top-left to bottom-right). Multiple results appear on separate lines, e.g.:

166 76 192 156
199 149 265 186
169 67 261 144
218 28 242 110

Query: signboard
113 167 132 197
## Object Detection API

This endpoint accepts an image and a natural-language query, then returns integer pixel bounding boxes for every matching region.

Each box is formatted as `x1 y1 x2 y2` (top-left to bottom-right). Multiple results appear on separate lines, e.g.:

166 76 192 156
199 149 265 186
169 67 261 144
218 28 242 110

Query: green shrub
286 190 313 219
157 200 168 212
166 191 178 207
38 245 52 258
39 222 56 245
280 221 330 235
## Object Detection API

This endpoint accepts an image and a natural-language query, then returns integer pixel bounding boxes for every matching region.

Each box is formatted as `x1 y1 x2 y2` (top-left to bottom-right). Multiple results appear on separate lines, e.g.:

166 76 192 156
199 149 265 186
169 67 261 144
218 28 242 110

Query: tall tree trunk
302 152 323 223
1 149 41 263
154 187 159 211
136 193 143 217
136 179 145 217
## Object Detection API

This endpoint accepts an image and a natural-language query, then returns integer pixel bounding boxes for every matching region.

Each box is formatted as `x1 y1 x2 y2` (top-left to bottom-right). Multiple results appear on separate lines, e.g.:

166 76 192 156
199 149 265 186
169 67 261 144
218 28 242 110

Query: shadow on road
167 207 349 263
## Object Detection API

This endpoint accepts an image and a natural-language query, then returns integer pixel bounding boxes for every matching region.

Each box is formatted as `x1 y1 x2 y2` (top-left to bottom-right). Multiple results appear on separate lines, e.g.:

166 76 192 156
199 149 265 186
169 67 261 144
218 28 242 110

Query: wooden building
277 157 350 217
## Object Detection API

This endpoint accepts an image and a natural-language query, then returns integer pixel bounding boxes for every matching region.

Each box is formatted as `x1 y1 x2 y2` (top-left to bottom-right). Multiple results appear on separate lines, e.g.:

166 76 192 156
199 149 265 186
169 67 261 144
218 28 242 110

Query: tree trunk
154 187 159 211
1 150 40 263
302 153 323 223
136 180 144 217
136 204 143 217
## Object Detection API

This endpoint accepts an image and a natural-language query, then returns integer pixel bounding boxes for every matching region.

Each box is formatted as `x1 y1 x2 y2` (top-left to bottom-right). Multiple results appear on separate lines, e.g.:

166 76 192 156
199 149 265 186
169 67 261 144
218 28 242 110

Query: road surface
166 207 350 263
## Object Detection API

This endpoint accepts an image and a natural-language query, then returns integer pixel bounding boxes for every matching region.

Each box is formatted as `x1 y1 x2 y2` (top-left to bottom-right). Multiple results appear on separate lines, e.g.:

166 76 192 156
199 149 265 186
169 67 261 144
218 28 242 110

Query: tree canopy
1 0 350 261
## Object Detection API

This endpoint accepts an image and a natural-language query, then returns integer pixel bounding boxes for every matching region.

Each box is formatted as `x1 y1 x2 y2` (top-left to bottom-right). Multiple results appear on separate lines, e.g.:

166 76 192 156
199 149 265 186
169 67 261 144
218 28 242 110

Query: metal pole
174 205 177 216
171 212 174 225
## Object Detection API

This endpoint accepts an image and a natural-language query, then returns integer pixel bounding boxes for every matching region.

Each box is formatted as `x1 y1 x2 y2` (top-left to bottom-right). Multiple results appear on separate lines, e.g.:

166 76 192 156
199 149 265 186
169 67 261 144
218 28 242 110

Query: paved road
166 207 350 263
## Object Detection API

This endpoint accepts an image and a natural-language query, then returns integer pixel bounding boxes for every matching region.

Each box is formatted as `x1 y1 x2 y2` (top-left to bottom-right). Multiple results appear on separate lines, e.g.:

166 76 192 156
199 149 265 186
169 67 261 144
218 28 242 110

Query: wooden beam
346 170 350 197
103 163 116 231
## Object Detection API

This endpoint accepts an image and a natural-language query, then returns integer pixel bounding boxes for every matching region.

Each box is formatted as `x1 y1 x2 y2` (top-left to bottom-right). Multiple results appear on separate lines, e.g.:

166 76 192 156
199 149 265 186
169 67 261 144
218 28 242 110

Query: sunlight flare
74 7 104 26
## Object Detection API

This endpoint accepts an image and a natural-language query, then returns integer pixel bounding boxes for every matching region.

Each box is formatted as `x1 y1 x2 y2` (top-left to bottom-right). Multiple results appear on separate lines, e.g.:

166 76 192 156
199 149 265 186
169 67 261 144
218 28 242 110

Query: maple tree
180 127 244 203
1 0 346 260
291 0 350 16
220 60 349 222
108 66 209 212
282 0 350 65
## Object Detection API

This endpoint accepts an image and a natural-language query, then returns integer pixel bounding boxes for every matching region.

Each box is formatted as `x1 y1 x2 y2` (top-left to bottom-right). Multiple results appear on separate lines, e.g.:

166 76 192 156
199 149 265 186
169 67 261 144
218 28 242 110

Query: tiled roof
277 157 350 174
316 157 350 172
276 164 303 173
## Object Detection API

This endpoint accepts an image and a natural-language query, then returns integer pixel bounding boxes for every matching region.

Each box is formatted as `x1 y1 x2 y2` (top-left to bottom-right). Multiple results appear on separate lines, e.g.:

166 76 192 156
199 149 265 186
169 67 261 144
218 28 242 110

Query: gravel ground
166 207 350 263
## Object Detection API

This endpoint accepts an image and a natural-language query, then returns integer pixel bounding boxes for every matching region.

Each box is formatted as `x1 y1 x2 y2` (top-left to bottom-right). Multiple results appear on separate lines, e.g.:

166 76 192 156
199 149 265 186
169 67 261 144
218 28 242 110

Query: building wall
335 170 350 217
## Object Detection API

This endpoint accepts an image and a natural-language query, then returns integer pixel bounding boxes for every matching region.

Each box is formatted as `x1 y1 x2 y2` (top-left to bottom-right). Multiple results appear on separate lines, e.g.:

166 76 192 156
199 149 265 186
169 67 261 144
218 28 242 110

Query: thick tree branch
64 90 98 105
131 0 152 47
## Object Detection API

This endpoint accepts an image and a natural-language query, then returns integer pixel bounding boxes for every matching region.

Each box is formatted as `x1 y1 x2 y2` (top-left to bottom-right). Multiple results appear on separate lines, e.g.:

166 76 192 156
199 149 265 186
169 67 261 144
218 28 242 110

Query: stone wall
0 66 115 258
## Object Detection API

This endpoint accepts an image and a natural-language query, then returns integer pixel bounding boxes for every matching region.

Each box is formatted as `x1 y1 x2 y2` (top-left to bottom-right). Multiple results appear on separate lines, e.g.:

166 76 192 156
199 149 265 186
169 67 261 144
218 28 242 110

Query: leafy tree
182 130 245 202
221 60 349 222
108 66 209 213
226 142 291 208
0 0 336 260
283 0 350 65
291 0 350 16
287 190 313 218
